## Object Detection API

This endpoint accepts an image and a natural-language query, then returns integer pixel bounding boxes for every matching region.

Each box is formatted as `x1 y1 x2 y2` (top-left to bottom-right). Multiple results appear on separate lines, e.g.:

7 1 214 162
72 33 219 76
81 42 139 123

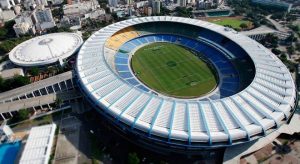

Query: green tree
239 23 248 29
55 97 63 108
10 108 30 123
29 67 40 76
0 75 30 92
271 48 281 55
128 152 140 164
287 46 295 55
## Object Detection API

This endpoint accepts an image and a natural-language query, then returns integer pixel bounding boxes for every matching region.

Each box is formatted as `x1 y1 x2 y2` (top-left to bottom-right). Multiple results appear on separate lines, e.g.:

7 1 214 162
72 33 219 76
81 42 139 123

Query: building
126 0 132 4
178 0 186 7
19 124 56 164
35 0 48 6
32 8 56 31
76 16 297 152
135 1 147 8
63 0 100 17
13 13 36 37
144 6 152 16
0 0 15 9
9 33 83 67
148 0 153 7
251 0 293 12
0 9 16 21
0 68 24 79
108 0 118 7
13 22 36 37
60 15 81 28
152 0 160 15
0 123 14 142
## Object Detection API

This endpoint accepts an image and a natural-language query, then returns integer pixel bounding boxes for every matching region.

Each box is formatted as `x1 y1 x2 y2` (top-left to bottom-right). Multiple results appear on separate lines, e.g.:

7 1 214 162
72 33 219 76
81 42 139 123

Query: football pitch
131 42 217 98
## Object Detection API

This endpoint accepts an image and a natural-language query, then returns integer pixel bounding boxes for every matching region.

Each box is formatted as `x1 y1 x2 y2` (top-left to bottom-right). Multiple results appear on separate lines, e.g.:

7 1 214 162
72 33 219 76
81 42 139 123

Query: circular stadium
76 16 297 149
9 32 83 67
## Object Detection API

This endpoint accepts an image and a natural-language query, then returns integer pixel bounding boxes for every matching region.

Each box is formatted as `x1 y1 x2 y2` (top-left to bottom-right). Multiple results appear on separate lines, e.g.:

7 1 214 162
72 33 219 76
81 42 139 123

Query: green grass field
131 43 217 98
208 18 252 30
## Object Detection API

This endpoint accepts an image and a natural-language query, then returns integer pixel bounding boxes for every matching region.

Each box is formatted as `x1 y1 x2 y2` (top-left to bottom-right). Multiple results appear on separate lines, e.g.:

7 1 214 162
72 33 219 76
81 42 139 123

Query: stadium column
230 96 266 135
186 102 192 145
45 87 49 94
131 95 153 129
91 78 118 94
221 100 250 141
148 99 164 136
38 89 42 96
240 93 280 128
0 113 5 120
167 101 176 142
51 86 55 93
209 100 232 145
116 91 142 121
198 102 212 145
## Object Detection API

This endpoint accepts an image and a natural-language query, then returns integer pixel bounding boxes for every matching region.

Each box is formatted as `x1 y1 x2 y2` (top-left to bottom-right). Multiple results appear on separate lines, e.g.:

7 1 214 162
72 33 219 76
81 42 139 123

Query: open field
131 42 217 98
203 16 253 30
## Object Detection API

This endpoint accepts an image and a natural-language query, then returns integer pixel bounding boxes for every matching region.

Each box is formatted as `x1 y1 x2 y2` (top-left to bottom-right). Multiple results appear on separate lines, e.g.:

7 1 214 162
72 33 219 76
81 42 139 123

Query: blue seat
163 35 172 42
219 89 235 96
138 37 148 44
116 52 129 59
179 38 190 45
130 39 142 46
116 64 130 72
146 36 155 42
126 78 140 86
119 72 133 79
221 83 239 91
223 77 239 83
220 68 235 74
115 57 128 64
137 85 150 92
155 35 163 42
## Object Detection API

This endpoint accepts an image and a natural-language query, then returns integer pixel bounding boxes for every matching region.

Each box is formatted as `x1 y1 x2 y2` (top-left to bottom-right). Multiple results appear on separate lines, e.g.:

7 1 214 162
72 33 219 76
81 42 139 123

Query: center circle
131 42 218 98
39 38 53 45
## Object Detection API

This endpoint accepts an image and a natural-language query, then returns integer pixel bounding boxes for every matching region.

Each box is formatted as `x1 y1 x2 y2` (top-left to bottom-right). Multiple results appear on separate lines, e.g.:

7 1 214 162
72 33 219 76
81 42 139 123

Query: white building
135 1 147 8
9 33 83 67
178 0 186 7
32 8 56 31
13 13 36 37
19 124 56 164
152 0 160 15
0 0 15 9
108 0 118 7
13 22 35 37
63 0 100 17
35 0 48 6
0 68 24 79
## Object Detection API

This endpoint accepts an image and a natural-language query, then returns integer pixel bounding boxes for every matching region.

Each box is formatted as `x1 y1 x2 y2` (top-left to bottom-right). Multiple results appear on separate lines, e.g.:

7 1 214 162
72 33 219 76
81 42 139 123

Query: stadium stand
77 17 297 148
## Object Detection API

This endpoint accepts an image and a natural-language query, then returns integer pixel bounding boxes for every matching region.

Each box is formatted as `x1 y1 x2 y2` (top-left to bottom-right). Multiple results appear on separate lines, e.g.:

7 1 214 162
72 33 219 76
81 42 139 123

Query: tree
239 23 248 29
0 75 30 92
29 67 40 76
55 97 63 108
128 152 140 164
272 48 281 55
287 46 295 55
10 108 30 123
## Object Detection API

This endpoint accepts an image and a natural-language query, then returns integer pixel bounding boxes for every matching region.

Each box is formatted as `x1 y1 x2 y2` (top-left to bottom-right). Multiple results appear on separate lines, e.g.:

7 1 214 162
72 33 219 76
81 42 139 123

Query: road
266 15 289 32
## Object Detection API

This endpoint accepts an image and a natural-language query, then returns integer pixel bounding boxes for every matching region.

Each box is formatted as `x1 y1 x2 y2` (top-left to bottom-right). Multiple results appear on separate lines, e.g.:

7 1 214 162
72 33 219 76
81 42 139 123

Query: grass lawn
208 17 252 30
131 42 217 98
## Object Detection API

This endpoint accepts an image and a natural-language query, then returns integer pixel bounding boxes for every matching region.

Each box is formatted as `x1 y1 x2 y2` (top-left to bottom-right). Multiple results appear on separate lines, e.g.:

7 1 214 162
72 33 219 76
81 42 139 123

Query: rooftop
9 33 83 67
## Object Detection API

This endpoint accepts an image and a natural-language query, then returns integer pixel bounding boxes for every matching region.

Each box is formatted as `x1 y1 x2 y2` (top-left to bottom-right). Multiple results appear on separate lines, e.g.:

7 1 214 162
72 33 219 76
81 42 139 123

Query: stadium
76 16 297 151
